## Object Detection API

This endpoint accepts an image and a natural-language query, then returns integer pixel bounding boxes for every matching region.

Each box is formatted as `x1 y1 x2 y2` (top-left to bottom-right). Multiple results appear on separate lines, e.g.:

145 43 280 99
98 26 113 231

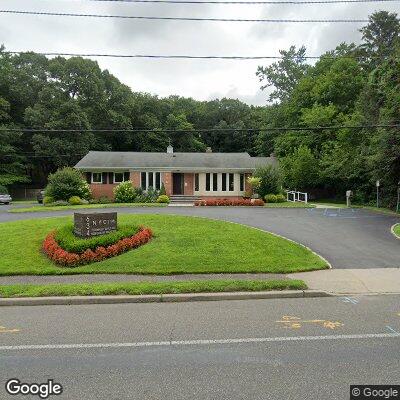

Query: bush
55 224 140 253
159 183 166 196
98 196 112 204
114 181 136 203
276 194 286 203
45 167 91 201
43 196 54 205
254 165 283 199
69 196 82 205
43 226 153 267
0 185 8 194
51 200 69 206
157 195 170 203
265 194 278 203
194 198 264 207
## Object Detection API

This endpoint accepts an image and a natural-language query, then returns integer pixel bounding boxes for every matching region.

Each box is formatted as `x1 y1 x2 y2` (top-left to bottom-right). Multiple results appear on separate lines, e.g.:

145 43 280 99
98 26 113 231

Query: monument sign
74 212 117 237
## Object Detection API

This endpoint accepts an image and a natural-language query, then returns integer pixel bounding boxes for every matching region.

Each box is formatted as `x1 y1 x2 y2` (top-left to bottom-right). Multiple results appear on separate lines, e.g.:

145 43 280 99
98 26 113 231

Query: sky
0 0 398 105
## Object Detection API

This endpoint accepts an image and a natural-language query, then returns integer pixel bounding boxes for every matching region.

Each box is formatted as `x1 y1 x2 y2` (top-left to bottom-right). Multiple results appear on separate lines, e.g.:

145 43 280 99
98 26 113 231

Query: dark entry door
173 173 184 195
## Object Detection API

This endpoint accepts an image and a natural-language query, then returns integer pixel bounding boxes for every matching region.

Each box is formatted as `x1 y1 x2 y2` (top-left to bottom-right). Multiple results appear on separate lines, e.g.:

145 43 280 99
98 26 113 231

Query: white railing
286 190 308 203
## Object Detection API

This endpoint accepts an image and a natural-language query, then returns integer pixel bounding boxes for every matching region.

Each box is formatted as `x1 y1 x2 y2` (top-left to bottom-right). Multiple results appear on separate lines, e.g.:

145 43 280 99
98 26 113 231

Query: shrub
98 196 112 204
69 196 82 205
114 181 136 203
265 194 278 203
51 200 69 206
43 196 54 205
276 194 286 203
254 165 283 199
246 177 261 194
0 185 8 194
194 198 264 207
157 195 170 203
55 224 140 253
159 183 166 196
43 226 153 267
45 167 91 201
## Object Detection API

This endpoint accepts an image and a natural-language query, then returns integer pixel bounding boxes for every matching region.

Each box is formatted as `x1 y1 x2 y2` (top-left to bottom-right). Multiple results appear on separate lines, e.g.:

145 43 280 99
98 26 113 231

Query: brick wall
184 173 194 195
90 184 117 200
130 171 140 187
163 172 172 196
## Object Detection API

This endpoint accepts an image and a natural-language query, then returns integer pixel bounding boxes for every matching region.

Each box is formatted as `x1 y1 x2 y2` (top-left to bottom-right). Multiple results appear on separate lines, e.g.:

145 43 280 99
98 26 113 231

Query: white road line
1 333 399 351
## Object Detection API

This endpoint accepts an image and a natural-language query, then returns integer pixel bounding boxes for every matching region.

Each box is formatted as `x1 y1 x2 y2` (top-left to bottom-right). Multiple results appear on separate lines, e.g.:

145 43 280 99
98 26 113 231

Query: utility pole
376 180 380 208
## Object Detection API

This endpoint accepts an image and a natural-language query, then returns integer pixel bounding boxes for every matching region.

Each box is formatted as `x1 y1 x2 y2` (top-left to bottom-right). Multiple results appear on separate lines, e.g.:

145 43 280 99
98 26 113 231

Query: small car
37 190 45 204
0 193 12 205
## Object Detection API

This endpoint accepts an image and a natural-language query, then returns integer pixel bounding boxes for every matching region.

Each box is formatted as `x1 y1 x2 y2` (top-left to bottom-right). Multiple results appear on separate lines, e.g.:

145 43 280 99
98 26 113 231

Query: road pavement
1 296 400 399
0 205 399 269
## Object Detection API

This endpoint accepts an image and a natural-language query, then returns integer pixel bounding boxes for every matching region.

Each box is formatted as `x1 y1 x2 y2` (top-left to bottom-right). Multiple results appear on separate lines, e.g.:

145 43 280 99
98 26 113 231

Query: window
114 172 124 183
92 172 102 184
213 173 218 191
222 173 227 191
141 172 147 190
195 174 199 192
240 174 244 191
206 173 210 191
141 172 162 190
229 173 234 191
156 172 161 190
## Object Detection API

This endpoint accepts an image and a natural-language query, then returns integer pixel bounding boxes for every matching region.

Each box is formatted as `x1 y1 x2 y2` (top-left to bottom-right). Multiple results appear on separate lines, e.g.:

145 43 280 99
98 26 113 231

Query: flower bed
43 226 153 267
195 199 265 206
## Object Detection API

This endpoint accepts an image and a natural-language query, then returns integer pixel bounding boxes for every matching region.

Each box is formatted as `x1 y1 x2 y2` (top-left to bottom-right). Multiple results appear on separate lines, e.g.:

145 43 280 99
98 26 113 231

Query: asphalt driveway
0 205 399 269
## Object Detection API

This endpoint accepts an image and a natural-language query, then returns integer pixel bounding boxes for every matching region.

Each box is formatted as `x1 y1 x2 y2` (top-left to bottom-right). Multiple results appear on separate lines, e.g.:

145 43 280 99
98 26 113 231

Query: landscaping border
391 224 400 239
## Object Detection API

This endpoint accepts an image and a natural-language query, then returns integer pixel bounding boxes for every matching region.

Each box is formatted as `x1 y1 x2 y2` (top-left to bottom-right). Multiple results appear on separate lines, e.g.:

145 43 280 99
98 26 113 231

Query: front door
172 173 184 195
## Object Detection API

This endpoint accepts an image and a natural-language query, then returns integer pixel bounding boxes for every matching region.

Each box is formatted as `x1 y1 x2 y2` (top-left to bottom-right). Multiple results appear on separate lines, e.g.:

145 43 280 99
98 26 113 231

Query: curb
391 223 400 240
0 290 331 307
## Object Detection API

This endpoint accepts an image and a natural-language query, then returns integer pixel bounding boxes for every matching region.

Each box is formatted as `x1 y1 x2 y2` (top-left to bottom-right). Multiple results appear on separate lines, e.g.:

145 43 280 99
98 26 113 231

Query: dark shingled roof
75 151 276 172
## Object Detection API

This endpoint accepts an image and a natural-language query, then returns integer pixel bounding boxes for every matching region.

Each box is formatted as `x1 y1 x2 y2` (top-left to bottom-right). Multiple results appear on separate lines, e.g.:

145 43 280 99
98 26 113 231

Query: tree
254 165 283 197
256 46 309 103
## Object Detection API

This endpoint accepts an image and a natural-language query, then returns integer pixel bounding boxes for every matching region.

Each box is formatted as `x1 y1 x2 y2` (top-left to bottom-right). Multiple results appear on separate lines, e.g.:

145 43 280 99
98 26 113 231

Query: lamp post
397 181 400 214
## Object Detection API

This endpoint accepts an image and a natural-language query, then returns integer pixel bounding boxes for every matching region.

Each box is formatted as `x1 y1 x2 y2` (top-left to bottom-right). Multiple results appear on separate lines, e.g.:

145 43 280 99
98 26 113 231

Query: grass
9 202 167 213
393 224 400 238
264 201 315 208
0 214 328 276
0 279 307 298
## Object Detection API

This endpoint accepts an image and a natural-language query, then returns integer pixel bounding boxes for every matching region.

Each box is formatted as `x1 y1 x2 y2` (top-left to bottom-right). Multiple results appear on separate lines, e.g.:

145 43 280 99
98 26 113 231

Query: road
0 205 399 268
1 296 400 399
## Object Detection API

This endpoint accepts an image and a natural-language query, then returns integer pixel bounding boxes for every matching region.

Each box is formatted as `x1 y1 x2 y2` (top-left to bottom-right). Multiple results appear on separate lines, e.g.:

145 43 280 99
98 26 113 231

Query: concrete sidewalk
291 268 400 294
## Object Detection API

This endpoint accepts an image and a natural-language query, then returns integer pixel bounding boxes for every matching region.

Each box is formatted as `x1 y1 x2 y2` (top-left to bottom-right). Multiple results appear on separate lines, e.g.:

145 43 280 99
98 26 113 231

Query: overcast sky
0 0 398 105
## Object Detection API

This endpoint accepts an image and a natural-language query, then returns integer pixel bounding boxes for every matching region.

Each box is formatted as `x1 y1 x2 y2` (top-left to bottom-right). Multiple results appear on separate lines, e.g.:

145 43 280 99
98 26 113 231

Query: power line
2 51 392 60
0 9 370 22
1 124 399 133
44 0 400 4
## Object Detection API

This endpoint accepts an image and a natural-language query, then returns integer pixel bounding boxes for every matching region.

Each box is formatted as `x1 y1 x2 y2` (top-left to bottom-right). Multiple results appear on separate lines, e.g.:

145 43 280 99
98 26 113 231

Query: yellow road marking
276 316 343 330
0 324 20 334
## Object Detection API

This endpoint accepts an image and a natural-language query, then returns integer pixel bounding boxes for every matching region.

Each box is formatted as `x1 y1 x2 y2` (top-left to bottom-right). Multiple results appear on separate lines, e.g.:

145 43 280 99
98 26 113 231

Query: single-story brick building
74 146 276 200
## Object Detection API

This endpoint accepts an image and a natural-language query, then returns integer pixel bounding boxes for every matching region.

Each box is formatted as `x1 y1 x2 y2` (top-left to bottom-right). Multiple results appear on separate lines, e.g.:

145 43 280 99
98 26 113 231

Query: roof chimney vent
167 145 173 154
206 147 212 153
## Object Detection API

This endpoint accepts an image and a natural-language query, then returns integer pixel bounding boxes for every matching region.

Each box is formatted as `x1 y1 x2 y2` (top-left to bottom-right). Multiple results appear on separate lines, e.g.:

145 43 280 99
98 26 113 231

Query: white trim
140 172 162 190
91 172 102 184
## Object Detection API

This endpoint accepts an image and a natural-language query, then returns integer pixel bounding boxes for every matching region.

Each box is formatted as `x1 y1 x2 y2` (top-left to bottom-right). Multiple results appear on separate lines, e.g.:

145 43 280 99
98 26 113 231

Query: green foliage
54 224 139 253
156 195 170 203
68 196 82 205
113 181 136 203
43 196 54 205
0 184 8 194
265 194 278 203
45 167 91 201
276 194 286 203
159 183 166 196
246 177 261 193
254 165 283 198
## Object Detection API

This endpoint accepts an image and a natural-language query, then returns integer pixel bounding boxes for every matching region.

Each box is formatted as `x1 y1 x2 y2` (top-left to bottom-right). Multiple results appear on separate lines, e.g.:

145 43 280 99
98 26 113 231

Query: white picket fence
286 190 308 204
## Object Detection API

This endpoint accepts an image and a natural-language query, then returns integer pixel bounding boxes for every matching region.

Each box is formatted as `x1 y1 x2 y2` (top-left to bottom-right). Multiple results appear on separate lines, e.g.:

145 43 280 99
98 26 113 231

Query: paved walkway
0 273 288 285
292 268 400 294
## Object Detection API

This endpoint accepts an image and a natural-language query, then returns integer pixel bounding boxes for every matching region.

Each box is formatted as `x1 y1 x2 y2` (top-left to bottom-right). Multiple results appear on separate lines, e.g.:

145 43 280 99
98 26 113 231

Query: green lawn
0 279 306 298
9 202 167 213
264 201 315 208
393 224 400 238
0 214 328 276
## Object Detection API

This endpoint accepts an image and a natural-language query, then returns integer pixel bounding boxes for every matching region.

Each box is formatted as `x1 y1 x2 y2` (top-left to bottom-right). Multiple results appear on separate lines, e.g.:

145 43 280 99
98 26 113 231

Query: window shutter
102 172 108 184
108 172 113 184
85 172 91 184
124 172 130 181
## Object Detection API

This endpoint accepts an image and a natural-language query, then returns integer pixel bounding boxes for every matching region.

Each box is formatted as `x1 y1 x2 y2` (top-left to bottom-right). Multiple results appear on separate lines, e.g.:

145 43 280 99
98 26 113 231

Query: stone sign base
74 212 117 238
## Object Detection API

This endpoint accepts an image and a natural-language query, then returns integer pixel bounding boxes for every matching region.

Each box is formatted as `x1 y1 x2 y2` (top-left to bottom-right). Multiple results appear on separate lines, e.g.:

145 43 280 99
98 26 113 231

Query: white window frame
141 172 162 190
91 172 102 184
113 172 125 184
